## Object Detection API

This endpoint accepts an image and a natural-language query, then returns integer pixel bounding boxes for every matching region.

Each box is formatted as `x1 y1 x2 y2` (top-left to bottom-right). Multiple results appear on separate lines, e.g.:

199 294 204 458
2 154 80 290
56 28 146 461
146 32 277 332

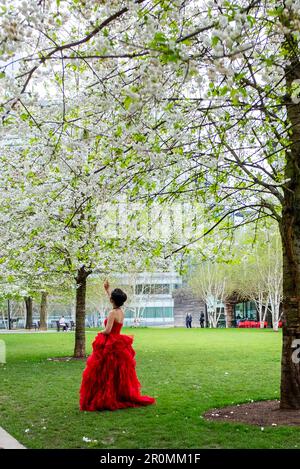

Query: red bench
238 321 283 328
238 320 268 328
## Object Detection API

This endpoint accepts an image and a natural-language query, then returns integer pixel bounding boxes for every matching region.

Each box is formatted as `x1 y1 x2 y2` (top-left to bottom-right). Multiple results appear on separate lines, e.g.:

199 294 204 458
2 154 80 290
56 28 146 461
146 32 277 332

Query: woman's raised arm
104 279 111 298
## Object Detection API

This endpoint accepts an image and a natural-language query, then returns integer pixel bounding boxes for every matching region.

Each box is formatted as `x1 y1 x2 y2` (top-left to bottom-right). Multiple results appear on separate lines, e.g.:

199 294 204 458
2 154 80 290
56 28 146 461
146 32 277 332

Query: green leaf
155 32 167 42
123 96 132 110
211 36 220 47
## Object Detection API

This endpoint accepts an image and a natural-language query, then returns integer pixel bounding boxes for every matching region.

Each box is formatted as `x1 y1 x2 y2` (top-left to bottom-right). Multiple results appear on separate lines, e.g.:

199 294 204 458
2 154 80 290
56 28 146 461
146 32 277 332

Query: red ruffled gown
79 318 156 411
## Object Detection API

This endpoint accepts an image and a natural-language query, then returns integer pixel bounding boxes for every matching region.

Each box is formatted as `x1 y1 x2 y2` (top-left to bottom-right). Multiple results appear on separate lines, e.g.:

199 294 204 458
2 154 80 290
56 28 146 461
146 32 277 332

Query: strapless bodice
104 318 123 334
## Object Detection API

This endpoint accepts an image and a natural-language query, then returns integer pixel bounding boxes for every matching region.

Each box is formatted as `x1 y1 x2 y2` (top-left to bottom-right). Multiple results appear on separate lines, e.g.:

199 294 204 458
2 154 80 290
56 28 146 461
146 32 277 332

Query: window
143 307 173 318
125 307 172 318
234 302 257 320
124 308 135 318
155 284 170 294
135 284 170 295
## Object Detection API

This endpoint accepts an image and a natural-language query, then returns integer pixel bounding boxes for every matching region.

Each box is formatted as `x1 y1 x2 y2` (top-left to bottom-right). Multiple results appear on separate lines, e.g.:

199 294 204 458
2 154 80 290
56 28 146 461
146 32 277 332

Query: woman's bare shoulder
110 308 124 323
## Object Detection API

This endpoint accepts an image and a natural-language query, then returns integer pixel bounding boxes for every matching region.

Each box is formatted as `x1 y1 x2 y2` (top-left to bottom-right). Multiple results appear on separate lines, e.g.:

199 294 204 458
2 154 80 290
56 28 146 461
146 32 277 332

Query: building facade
119 272 182 326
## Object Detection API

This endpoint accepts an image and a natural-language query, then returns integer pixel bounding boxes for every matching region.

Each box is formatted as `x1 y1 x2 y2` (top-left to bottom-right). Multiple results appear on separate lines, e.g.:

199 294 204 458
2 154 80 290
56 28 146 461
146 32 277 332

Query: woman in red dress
79 280 156 411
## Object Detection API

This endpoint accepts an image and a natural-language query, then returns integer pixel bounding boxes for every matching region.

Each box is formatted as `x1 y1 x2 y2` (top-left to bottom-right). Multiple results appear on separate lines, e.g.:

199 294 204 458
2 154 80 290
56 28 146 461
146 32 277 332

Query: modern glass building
234 301 258 321
118 272 182 326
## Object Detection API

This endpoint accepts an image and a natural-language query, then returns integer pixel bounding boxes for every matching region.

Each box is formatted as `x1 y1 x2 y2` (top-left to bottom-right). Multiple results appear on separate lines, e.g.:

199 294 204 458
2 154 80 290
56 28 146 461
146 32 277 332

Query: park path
0 329 59 334
0 427 26 449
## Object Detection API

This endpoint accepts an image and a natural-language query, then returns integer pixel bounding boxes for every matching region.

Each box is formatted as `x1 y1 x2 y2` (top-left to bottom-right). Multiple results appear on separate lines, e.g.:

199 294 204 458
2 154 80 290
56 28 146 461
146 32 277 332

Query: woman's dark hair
111 288 127 307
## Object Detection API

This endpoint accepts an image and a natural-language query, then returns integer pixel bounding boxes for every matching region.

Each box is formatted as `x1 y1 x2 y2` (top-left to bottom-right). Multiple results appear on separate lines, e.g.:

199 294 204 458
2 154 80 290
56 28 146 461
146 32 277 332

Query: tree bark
280 32 300 408
73 266 90 358
25 296 33 329
7 299 11 330
279 218 300 408
40 292 48 331
224 301 234 327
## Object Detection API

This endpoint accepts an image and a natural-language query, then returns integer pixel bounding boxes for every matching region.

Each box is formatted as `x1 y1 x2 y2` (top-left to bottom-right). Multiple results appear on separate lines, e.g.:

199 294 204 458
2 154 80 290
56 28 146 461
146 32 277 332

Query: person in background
189 313 193 328
185 313 190 328
59 315 67 332
199 312 205 328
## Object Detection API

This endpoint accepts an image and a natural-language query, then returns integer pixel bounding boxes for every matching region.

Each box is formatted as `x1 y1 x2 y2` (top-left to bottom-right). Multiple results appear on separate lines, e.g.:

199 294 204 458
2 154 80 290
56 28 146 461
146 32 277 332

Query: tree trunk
211 314 217 328
40 292 48 331
25 297 33 329
280 33 300 408
279 222 300 408
225 301 234 327
73 266 90 358
7 299 11 330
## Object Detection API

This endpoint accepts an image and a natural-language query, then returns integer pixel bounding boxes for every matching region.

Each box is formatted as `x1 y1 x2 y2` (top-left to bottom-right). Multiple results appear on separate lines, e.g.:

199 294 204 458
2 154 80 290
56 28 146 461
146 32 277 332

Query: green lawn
0 327 299 449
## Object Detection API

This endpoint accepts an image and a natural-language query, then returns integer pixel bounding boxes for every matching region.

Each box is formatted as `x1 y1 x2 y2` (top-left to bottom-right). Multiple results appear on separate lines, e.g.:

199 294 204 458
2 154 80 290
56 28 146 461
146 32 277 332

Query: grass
0 327 299 449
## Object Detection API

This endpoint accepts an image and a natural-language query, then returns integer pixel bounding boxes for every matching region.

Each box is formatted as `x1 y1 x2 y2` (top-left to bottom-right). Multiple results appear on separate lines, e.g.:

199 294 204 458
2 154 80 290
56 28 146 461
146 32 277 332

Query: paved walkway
0 427 26 449
0 329 60 334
